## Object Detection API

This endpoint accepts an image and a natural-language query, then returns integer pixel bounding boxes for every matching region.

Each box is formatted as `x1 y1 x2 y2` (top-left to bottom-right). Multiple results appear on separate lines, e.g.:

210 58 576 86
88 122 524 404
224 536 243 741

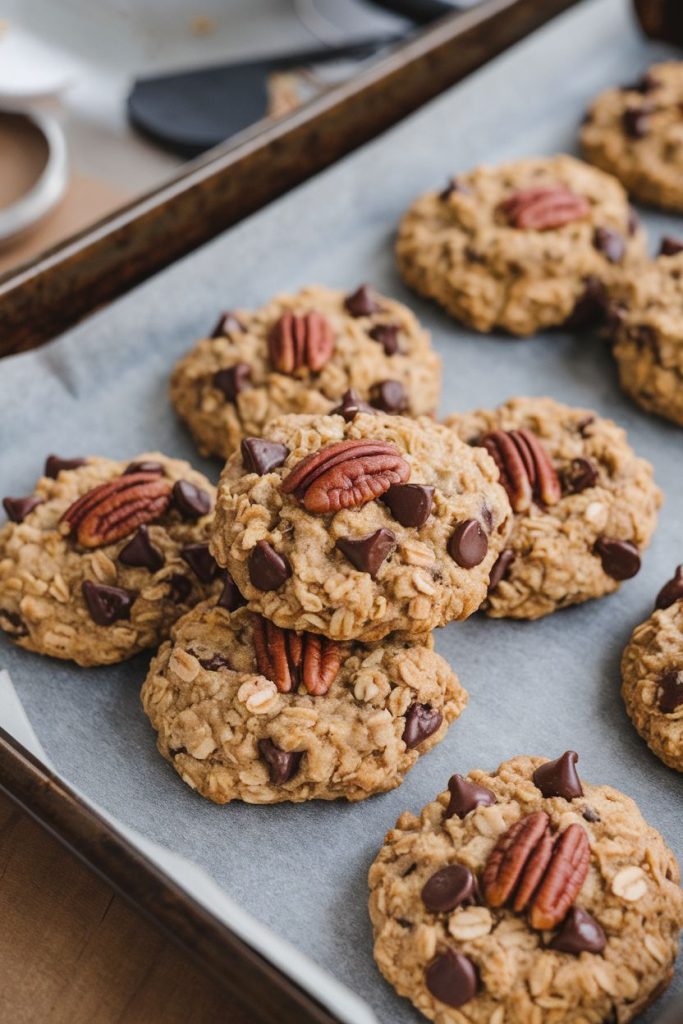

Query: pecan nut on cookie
369 752 683 1023
209 410 512 642
141 599 467 803
0 453 228 666
621 567 683 772
582 63 683 213
446 397 661 620
396 155 646 336
170 284 441 460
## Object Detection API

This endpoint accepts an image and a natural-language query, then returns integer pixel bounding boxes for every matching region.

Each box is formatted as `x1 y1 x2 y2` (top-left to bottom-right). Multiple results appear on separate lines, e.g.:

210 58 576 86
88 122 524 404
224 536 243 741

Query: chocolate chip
448 520 488 569
445 774 496 820
44 455 86 478
402 703 443 748
582 806 601 823
369 324 399 355
336 529 396 578
562 457 598 494
421 864 476 914
396 917 413 929
217 572 247 611
123 460 165 476
211 311 245 337
82 580 137 625
198 653 231 671
593 227 626 263
658 670 683 714
547 907 606 955
258 738 302 785
425 950 478 1008
370 380 408 414
3 496 44 523
627 206 640 236
533 751 583 800
655 566 683 609
344 284 381 317
330 389 376 421
0 609 28 637
168 574 192 604
595 537 641 580
172 480 211 520
249 540 292 591
564 277 607 328
213 363 252 402
623 107 650 138
487 550 514 593
118 526 164 571
382 484 434 527
622 72 659 94
576 415 595 437
181 543 219 583
659 235 683 257
439 178 471 201
241 437 289 475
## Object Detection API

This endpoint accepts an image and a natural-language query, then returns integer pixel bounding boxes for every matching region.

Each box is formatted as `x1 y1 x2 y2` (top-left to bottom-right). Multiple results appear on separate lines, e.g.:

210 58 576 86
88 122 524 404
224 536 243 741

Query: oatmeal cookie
210 411 512 642
369 752 683 1023
396 155 645 336
0 453 229 666
170 284 441 460
141 599 467 803
446 397 661 620
621 567 683 772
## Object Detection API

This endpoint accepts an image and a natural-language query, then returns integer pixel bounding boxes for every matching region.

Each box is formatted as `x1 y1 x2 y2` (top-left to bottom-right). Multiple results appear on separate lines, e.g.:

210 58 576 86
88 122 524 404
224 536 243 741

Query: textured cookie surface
582 63 683 212
396 155 645 336
170 284 442 459
141 600 467 803
210 411 512 642
446 397 661 620
369 753 683 1024
0 454 224 666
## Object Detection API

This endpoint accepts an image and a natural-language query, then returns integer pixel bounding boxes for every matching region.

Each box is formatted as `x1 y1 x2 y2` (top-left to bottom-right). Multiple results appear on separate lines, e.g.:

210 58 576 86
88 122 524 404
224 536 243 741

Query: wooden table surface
0 791 253 1023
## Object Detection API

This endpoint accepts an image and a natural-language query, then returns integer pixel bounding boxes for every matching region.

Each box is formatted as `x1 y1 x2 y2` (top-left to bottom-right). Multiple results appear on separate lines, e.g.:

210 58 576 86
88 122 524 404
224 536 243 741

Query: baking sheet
1 0 681 1020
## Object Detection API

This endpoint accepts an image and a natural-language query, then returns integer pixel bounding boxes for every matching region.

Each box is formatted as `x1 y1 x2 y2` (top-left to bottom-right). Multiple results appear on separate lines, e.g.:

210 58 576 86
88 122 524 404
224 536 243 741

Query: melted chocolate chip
533 751 583 800
659 236 683 257
595 537 641 580
594 227 626 264
168 574 192 604
448 520 488 569
44 455 86 478
445 774 496 820
82 580 137 626
118 525 164 571
369 323 399 355
217 572 247 612
330 389 376 421
547 907 606 955
213 363 252 402
421 865 476 914
3 496 44 523
172 480 212 520
123 460 165 476
0 609 28 637
198 653 231 671
487 550 514 593
181 543 219 583
403 703 443 749
336 529 396 578
582 806 601 823
370 379 408 414
258 738 302 785
564 277 607 328
655 566 683 610
241 437 289 475
211 311 245 338
658 670 683 714
381 484 434 528
562 457 599 495
623 106 650 138
248 541 292 591
576 415 595 437
425 950 478 1008
344 284 381 317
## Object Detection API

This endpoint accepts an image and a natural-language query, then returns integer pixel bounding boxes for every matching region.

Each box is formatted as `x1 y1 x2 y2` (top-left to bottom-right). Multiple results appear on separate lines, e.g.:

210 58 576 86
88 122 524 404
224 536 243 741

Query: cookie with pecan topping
446 397 661 620
141 599 467 803
396 155 645 336
0 453 227 665
170 284 441 460
210 411 512 642
369 753 683 1023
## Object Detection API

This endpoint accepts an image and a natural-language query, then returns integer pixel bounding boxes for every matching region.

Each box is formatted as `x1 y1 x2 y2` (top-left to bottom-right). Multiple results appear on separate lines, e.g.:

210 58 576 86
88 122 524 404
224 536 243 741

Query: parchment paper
1 1 681 1020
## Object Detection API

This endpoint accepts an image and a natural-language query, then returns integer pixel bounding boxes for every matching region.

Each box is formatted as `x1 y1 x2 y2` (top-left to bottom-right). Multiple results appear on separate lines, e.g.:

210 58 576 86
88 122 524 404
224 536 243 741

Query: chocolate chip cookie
621 567 683 772
210 411 512 642
170 284 442 460
607 245 683 427
369 752 683 1023
396 155 646 336
141 599 467 803
446 397 661 620
582 63 683 212
0 453 228 666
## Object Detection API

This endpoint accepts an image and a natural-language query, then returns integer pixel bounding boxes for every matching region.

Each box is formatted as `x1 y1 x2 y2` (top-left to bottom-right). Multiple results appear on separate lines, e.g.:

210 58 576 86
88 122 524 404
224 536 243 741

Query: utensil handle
633 0 683 43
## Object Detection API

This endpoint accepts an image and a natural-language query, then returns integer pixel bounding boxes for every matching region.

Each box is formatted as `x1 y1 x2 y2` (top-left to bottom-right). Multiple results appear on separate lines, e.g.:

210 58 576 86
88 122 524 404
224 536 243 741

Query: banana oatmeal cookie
369 752 683 1023
446 397 661 620
396 154 645 336
170 283 441 459
210 411 512 642
141 599 467 803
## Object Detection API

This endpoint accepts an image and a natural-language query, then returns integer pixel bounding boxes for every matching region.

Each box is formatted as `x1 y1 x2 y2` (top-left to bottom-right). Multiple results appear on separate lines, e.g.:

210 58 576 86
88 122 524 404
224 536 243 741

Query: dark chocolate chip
396 918 413 929
336 529 396 578
369 324 399 355
533 750 583 800
344 284 381 317
577 415 595 437
659 235 683 257
82 580 137 626
181 543 219 583
172 480 212 520
0 609 28 637
381 484 434 528
118 525 164 571
582 806 601 823
213 362 252 402
621 72 659 94
370 379 408 414
44 455 86 478
422 864 476 914
564 276 607 328
403 703 443 749
211 311 245 338
123 460 165 476
425 949 478 1008
593 227 626 264
217 572 247 612
241 437 289 475
330 388 376 421
627 206 640 236
439 178 471 201
168 574 192 604
658 670 683 714
487 550 514 593
623 106 650 138
655 566 683 609
3 496 44 523
561 457 599 495
445 774 496 820
199 654 231 671
258 738 302 785
547 907 606 955
595 537 641 580
448 520 488 569
248 540 292 591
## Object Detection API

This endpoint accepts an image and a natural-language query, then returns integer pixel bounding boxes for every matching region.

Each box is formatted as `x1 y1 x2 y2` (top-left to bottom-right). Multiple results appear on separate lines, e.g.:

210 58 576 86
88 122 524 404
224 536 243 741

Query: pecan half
529 824 590 930
268 311 335 375
280 439 410 514
252 615 343 695
481 429 560 512
500 186 591 231
62 472 172 548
